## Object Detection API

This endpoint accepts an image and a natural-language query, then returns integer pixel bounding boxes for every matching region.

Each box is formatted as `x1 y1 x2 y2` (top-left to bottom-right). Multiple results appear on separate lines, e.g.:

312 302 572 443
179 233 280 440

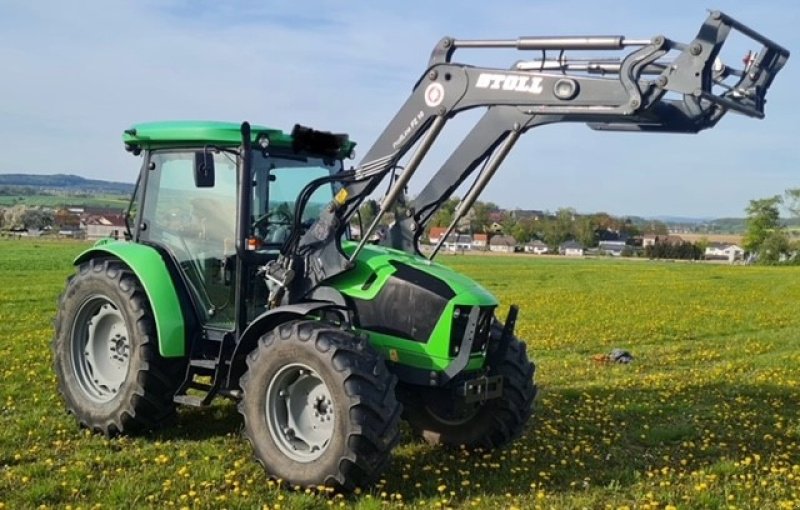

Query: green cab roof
122 120 355 157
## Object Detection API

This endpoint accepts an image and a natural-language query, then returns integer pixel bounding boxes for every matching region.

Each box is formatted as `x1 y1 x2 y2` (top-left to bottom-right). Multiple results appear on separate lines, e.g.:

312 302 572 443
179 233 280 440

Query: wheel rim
266 363 334 462
70 296 131 403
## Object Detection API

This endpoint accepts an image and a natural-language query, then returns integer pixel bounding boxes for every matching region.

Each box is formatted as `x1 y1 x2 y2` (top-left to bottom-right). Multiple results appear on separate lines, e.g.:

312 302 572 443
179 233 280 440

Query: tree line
0 205 55 230
357 197 661 248
743 188 800 264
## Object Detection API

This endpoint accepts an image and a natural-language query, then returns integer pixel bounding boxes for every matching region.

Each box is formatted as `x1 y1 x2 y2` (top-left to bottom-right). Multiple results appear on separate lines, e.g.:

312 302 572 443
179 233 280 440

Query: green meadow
1 240 798 509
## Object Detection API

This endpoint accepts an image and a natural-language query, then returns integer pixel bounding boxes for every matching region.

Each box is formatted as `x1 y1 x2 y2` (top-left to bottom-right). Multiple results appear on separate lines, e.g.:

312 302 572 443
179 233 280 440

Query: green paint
328 242 497 370
74 241 185 358
123 120 356 158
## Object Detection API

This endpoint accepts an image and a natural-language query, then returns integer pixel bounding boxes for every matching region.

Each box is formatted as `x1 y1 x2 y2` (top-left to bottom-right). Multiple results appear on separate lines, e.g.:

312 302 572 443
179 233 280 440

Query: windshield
251 152 341 246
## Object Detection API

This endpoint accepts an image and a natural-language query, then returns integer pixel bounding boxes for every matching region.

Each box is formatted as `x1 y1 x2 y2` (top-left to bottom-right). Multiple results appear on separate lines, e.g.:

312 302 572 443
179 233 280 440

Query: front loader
52 11 787 490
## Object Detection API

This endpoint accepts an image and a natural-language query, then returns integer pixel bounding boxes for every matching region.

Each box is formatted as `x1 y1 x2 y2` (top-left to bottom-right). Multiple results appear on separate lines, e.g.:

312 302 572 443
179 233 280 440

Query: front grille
449 305 494 357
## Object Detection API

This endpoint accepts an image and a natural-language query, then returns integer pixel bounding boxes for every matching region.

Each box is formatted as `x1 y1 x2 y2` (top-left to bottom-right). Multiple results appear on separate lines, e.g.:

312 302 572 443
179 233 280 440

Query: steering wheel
252 208 293 231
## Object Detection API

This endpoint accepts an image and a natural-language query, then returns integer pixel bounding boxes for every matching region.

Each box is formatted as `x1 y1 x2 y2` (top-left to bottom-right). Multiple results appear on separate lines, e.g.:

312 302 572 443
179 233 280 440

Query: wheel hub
71 297 131 403
266 363 334 462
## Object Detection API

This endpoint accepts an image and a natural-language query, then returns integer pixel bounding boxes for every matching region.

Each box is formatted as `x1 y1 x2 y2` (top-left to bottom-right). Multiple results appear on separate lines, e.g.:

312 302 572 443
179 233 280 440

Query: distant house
643 234 683 247
559 240 584 256
428 227 447 244
472 233 489 250
524 240 549 254
85 215 126 241
598 240 627 257
489 235 517 253
443 234 472 252
705 242 744 262
54 208 82 231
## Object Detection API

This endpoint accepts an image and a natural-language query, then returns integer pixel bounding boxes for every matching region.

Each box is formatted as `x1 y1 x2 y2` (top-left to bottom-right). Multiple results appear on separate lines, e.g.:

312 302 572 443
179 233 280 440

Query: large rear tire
52 258 185 436
239 320 402 491
400 324 536 449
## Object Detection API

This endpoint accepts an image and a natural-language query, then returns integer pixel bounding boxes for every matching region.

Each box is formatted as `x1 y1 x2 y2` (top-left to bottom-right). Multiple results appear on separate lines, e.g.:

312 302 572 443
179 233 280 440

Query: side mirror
193 150 215 188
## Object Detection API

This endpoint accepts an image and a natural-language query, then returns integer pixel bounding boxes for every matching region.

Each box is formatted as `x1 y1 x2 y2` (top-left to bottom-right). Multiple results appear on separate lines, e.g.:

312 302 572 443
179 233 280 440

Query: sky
0 0 797 218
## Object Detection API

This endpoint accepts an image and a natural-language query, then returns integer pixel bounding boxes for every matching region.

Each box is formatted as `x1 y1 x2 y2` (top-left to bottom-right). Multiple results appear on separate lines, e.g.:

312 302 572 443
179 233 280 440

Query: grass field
1 240 798 509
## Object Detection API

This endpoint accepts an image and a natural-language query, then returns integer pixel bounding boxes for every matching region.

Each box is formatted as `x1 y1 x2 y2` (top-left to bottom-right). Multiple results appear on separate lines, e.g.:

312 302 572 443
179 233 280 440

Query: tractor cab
122 121 354 330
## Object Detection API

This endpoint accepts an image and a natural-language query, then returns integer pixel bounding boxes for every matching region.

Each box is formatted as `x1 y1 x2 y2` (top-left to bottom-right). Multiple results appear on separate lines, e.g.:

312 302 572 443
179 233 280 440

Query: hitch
460 375 503 404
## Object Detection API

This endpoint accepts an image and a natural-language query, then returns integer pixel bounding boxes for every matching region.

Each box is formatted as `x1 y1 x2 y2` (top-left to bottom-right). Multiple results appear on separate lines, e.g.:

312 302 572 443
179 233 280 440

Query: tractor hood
326 242 497 371
333 241 497 307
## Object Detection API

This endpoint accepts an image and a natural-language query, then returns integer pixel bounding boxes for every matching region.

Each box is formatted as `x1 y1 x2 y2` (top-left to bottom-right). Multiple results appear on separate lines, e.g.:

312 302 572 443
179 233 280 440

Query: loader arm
271 10 787 302
384 11 791 255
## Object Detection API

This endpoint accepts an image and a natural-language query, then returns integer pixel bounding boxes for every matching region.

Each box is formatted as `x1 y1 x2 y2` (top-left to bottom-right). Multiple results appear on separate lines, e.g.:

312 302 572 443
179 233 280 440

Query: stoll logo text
475 73 544 94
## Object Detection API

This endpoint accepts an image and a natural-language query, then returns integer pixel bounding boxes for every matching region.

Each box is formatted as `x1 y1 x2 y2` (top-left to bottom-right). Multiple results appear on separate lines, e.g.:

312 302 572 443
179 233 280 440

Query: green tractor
53 12 787 490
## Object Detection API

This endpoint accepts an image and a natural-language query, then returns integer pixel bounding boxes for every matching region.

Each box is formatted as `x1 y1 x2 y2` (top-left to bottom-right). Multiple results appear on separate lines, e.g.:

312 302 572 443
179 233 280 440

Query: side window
143 151 237 257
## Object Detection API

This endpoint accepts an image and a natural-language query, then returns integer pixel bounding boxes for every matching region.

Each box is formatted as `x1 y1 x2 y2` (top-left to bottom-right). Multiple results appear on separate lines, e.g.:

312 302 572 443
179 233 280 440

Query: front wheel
239 320 402 491
400 327 536 449
52 258 185 436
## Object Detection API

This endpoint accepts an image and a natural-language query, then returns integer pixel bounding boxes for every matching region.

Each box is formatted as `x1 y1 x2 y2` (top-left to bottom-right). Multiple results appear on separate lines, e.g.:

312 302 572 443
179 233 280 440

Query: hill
0 173 133 194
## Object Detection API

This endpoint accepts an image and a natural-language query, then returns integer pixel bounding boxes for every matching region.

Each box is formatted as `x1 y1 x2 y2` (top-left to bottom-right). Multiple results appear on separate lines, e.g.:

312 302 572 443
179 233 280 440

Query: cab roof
122 121 355 158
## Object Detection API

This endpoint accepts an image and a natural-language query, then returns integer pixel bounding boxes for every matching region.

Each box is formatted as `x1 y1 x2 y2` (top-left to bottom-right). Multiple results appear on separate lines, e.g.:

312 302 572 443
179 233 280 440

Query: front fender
74 240 186 358
226 302 344 388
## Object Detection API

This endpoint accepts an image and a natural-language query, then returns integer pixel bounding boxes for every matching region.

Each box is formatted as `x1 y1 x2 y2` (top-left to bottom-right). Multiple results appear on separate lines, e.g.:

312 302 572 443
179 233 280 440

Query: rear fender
74 240 186 358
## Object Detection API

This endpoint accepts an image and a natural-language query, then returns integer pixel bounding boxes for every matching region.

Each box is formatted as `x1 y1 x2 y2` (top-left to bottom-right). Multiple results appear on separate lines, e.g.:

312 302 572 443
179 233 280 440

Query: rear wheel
52 258 185 436
400 324 536 449
239 320 402 491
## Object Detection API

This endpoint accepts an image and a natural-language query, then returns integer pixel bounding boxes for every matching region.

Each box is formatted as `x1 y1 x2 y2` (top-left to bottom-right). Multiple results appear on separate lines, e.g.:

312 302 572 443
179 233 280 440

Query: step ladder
173 328 234 407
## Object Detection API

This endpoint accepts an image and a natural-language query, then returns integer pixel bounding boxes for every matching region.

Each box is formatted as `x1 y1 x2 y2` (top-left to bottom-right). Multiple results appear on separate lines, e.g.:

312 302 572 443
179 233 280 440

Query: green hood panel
327 242 497 370
333 241 497 305
74 240 185 358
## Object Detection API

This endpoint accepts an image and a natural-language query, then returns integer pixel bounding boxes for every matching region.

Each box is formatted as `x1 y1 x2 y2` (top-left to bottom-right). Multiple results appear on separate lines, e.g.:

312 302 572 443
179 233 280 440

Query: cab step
173 394 208 407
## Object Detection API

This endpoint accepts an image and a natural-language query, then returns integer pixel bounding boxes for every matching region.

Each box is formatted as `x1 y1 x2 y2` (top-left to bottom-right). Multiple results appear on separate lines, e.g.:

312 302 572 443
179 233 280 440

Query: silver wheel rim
266 363 334 462
70 296 131 403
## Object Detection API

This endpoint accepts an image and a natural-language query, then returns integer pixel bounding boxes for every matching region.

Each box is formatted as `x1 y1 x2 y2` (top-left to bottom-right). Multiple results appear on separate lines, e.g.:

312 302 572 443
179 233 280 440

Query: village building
428 226 447 244
705 242 744 262
442 234 473 252
489 235 517 253
598 240 627 256
524 240 549 254
559 240 585 256
472 233 489 250
85 215 127 241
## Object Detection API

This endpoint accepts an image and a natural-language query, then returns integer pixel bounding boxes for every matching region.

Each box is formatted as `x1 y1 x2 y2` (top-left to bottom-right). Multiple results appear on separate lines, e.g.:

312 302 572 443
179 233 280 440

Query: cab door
138 150 238 329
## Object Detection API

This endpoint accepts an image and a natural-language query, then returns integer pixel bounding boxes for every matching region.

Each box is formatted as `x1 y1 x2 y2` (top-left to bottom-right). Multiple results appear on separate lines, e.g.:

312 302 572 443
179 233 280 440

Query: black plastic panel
350 262 454 342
